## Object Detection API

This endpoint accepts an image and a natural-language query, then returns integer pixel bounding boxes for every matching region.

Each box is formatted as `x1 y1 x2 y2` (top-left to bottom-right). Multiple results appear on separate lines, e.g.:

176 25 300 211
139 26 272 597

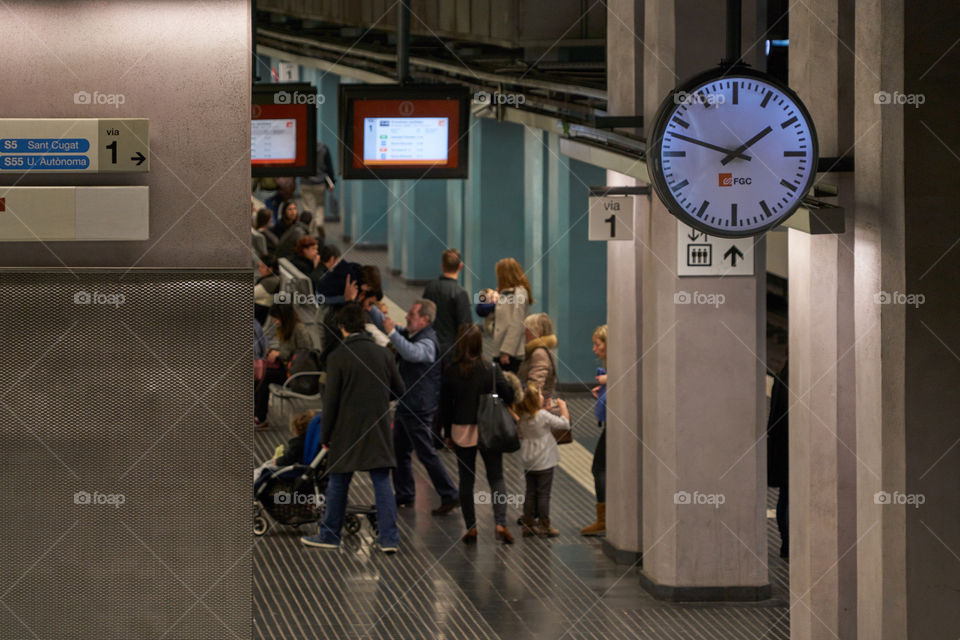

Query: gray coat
321 333 405 473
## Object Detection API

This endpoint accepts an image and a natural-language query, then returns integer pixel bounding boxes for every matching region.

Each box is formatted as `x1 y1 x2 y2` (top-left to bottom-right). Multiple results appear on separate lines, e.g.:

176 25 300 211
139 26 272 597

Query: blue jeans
317 468 398 547
393 410 458 504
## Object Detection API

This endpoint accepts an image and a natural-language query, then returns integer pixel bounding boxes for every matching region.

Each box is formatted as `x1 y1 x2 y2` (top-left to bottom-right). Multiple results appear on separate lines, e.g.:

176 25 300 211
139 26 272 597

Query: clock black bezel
647 65 820 238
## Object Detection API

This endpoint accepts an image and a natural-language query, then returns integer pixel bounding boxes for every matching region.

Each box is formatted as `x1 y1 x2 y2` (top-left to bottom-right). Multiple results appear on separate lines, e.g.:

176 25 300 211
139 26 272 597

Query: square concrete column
855 1 960 638
787 0 858 637
636 0 769 600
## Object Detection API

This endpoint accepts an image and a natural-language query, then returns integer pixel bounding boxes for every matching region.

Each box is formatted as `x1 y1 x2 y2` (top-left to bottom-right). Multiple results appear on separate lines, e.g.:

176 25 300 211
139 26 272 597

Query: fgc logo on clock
718 173 752 187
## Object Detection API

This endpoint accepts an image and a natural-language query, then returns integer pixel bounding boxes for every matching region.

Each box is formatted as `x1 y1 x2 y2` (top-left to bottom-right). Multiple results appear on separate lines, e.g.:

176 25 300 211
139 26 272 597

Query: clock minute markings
732 82 739 105
760 90 773 108
731 203 738 226
697 200 709 218
780 179 798 192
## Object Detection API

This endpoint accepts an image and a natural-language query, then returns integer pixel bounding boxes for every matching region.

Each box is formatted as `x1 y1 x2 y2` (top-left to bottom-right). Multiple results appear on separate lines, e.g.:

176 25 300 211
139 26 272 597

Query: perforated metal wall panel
0 270 252 640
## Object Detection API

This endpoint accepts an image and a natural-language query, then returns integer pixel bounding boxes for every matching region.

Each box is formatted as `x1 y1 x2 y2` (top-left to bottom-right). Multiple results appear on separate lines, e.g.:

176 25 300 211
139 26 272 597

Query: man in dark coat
422 248 473 364
767 363 789 559
301 303 406 553
383 299 460 515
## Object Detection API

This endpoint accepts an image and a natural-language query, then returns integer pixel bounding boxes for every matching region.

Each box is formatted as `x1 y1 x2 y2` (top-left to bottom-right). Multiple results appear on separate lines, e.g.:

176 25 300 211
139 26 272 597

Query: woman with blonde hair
492 257 533 374
581 324 608 536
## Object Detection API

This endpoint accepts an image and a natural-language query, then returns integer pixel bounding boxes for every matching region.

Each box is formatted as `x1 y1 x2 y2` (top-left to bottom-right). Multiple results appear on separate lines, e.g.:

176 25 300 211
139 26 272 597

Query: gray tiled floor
253 224 790 639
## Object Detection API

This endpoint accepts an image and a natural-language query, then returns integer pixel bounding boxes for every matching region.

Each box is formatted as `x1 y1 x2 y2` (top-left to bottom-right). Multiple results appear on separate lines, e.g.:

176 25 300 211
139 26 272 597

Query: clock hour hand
670 133 751 161
720 126 773 165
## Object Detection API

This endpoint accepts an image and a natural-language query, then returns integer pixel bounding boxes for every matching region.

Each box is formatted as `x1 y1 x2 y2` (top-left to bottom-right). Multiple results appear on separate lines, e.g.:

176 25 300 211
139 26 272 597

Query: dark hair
259 254 278 273
295 235 318 254
453 324 484 377
299 210 313 226
442 248 462 273
281 199 297 219
337 302 366 335
268 303 299 342
320 244 341 264
255 207 272 229
359 265 383 300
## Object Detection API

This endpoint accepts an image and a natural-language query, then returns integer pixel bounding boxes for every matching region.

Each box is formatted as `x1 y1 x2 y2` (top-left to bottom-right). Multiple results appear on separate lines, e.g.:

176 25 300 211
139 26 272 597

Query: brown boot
520 516 537 537
580 503 606 536
535 517 559 538
495 525 514 544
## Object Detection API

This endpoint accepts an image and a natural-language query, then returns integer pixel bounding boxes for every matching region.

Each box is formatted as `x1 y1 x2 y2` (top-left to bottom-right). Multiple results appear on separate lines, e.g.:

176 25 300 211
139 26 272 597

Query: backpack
286 348 323 395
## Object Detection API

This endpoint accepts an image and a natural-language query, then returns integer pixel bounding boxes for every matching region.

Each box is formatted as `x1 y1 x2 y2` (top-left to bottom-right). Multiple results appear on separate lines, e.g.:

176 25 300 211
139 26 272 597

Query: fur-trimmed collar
525 334 557 353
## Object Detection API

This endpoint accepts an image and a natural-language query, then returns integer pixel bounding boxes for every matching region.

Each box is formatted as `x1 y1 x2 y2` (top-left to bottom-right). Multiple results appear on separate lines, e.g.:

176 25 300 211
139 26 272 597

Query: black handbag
477 363 520 453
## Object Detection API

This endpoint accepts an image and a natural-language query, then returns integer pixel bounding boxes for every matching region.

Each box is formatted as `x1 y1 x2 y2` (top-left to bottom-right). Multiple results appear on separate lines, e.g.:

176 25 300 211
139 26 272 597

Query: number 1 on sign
604 214 616 238
105 140 117 164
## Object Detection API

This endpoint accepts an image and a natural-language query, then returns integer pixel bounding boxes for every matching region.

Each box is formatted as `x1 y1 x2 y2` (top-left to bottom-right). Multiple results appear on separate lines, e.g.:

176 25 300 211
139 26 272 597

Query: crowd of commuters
253 219 610 552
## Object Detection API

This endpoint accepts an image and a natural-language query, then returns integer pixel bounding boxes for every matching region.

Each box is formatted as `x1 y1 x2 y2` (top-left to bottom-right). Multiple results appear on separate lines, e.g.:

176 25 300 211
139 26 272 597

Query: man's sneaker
431 500 460 516
300 534 338 549
377 543 398 555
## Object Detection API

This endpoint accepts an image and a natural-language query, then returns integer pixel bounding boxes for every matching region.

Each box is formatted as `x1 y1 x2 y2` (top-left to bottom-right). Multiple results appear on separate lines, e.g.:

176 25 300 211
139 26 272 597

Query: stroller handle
283 370 326 392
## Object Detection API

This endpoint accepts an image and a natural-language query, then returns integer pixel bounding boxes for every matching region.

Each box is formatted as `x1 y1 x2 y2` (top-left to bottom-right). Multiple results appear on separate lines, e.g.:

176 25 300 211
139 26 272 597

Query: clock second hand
720 125 773 165
670 133 752 161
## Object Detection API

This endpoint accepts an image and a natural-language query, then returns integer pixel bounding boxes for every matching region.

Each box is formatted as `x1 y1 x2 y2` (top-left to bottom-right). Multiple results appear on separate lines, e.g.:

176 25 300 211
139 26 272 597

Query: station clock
648 66 819 238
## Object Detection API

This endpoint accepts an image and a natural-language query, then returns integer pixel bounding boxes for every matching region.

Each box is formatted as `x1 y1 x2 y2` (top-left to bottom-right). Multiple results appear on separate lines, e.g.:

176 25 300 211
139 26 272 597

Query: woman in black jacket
440 324 517 544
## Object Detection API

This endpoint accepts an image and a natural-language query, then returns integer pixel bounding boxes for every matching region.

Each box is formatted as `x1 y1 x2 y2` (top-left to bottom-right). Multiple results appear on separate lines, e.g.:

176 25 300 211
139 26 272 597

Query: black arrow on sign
724 245 744 267
687 230 701 241
131 151 145 166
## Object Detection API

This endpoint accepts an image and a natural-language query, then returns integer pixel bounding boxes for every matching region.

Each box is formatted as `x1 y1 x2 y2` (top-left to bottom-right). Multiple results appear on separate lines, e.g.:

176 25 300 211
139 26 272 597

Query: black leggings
454 445 506 528
592 426 606 502
523 468 554 521
254 365 286 422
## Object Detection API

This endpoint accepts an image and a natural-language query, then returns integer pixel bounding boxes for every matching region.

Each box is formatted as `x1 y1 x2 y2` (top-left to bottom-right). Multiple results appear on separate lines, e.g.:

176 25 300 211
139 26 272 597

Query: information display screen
252 83 316 178
362 117 449 165
252 118 297 164
340 84 469 180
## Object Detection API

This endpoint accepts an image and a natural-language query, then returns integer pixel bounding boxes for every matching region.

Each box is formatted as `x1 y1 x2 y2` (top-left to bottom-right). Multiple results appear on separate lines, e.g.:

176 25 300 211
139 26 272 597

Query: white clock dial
649 70 819 237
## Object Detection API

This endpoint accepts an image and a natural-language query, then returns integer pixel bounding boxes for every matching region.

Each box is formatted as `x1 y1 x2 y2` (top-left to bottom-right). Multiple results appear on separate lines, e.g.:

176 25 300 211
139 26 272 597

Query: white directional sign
677 219 754 276
0 119 149 173
588 196 634 241
0 186 149 241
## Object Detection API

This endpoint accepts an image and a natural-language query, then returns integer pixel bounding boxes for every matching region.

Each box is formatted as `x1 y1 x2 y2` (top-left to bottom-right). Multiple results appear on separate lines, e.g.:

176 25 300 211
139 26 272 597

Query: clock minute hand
720 126 773 165
671 133 751 161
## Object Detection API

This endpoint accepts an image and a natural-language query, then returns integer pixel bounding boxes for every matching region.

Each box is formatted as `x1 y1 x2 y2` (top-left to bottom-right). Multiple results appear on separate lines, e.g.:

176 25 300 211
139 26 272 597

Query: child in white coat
515 382 570 537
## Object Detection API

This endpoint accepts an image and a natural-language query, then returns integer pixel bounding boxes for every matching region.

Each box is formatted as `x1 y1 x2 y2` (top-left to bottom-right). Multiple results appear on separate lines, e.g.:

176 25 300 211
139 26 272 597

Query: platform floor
253 221 790 639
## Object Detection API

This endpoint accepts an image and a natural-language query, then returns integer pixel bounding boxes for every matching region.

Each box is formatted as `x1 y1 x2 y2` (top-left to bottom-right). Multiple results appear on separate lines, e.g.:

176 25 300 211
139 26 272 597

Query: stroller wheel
254 516 270 536
344 514 362 535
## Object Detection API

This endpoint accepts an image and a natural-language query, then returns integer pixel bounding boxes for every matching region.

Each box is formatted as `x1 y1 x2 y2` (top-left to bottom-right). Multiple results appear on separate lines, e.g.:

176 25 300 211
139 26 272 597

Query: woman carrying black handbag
440 324 518 544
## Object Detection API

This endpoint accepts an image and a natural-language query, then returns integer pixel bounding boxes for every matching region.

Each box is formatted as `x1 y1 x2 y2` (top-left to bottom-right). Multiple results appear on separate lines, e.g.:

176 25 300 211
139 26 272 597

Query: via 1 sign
588 196 633 241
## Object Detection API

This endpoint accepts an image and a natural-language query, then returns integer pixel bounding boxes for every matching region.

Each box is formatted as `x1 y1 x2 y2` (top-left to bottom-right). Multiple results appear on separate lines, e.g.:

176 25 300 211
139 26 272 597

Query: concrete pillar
602 0 645 565
855 1 960 638
400 180 448 283
787 0 858 637
463 116 525 297
348 180 389 249
635 0 769 599
543 133 607 383
524 127 548 313
388 180 405 274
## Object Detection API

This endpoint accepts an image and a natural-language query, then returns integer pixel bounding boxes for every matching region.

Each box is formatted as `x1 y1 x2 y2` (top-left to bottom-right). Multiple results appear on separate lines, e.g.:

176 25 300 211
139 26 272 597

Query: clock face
649 69 819 237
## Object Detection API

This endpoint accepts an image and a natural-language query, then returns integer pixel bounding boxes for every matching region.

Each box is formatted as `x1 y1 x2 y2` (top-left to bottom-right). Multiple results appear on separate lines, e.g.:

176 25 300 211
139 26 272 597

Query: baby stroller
253 413 380 538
